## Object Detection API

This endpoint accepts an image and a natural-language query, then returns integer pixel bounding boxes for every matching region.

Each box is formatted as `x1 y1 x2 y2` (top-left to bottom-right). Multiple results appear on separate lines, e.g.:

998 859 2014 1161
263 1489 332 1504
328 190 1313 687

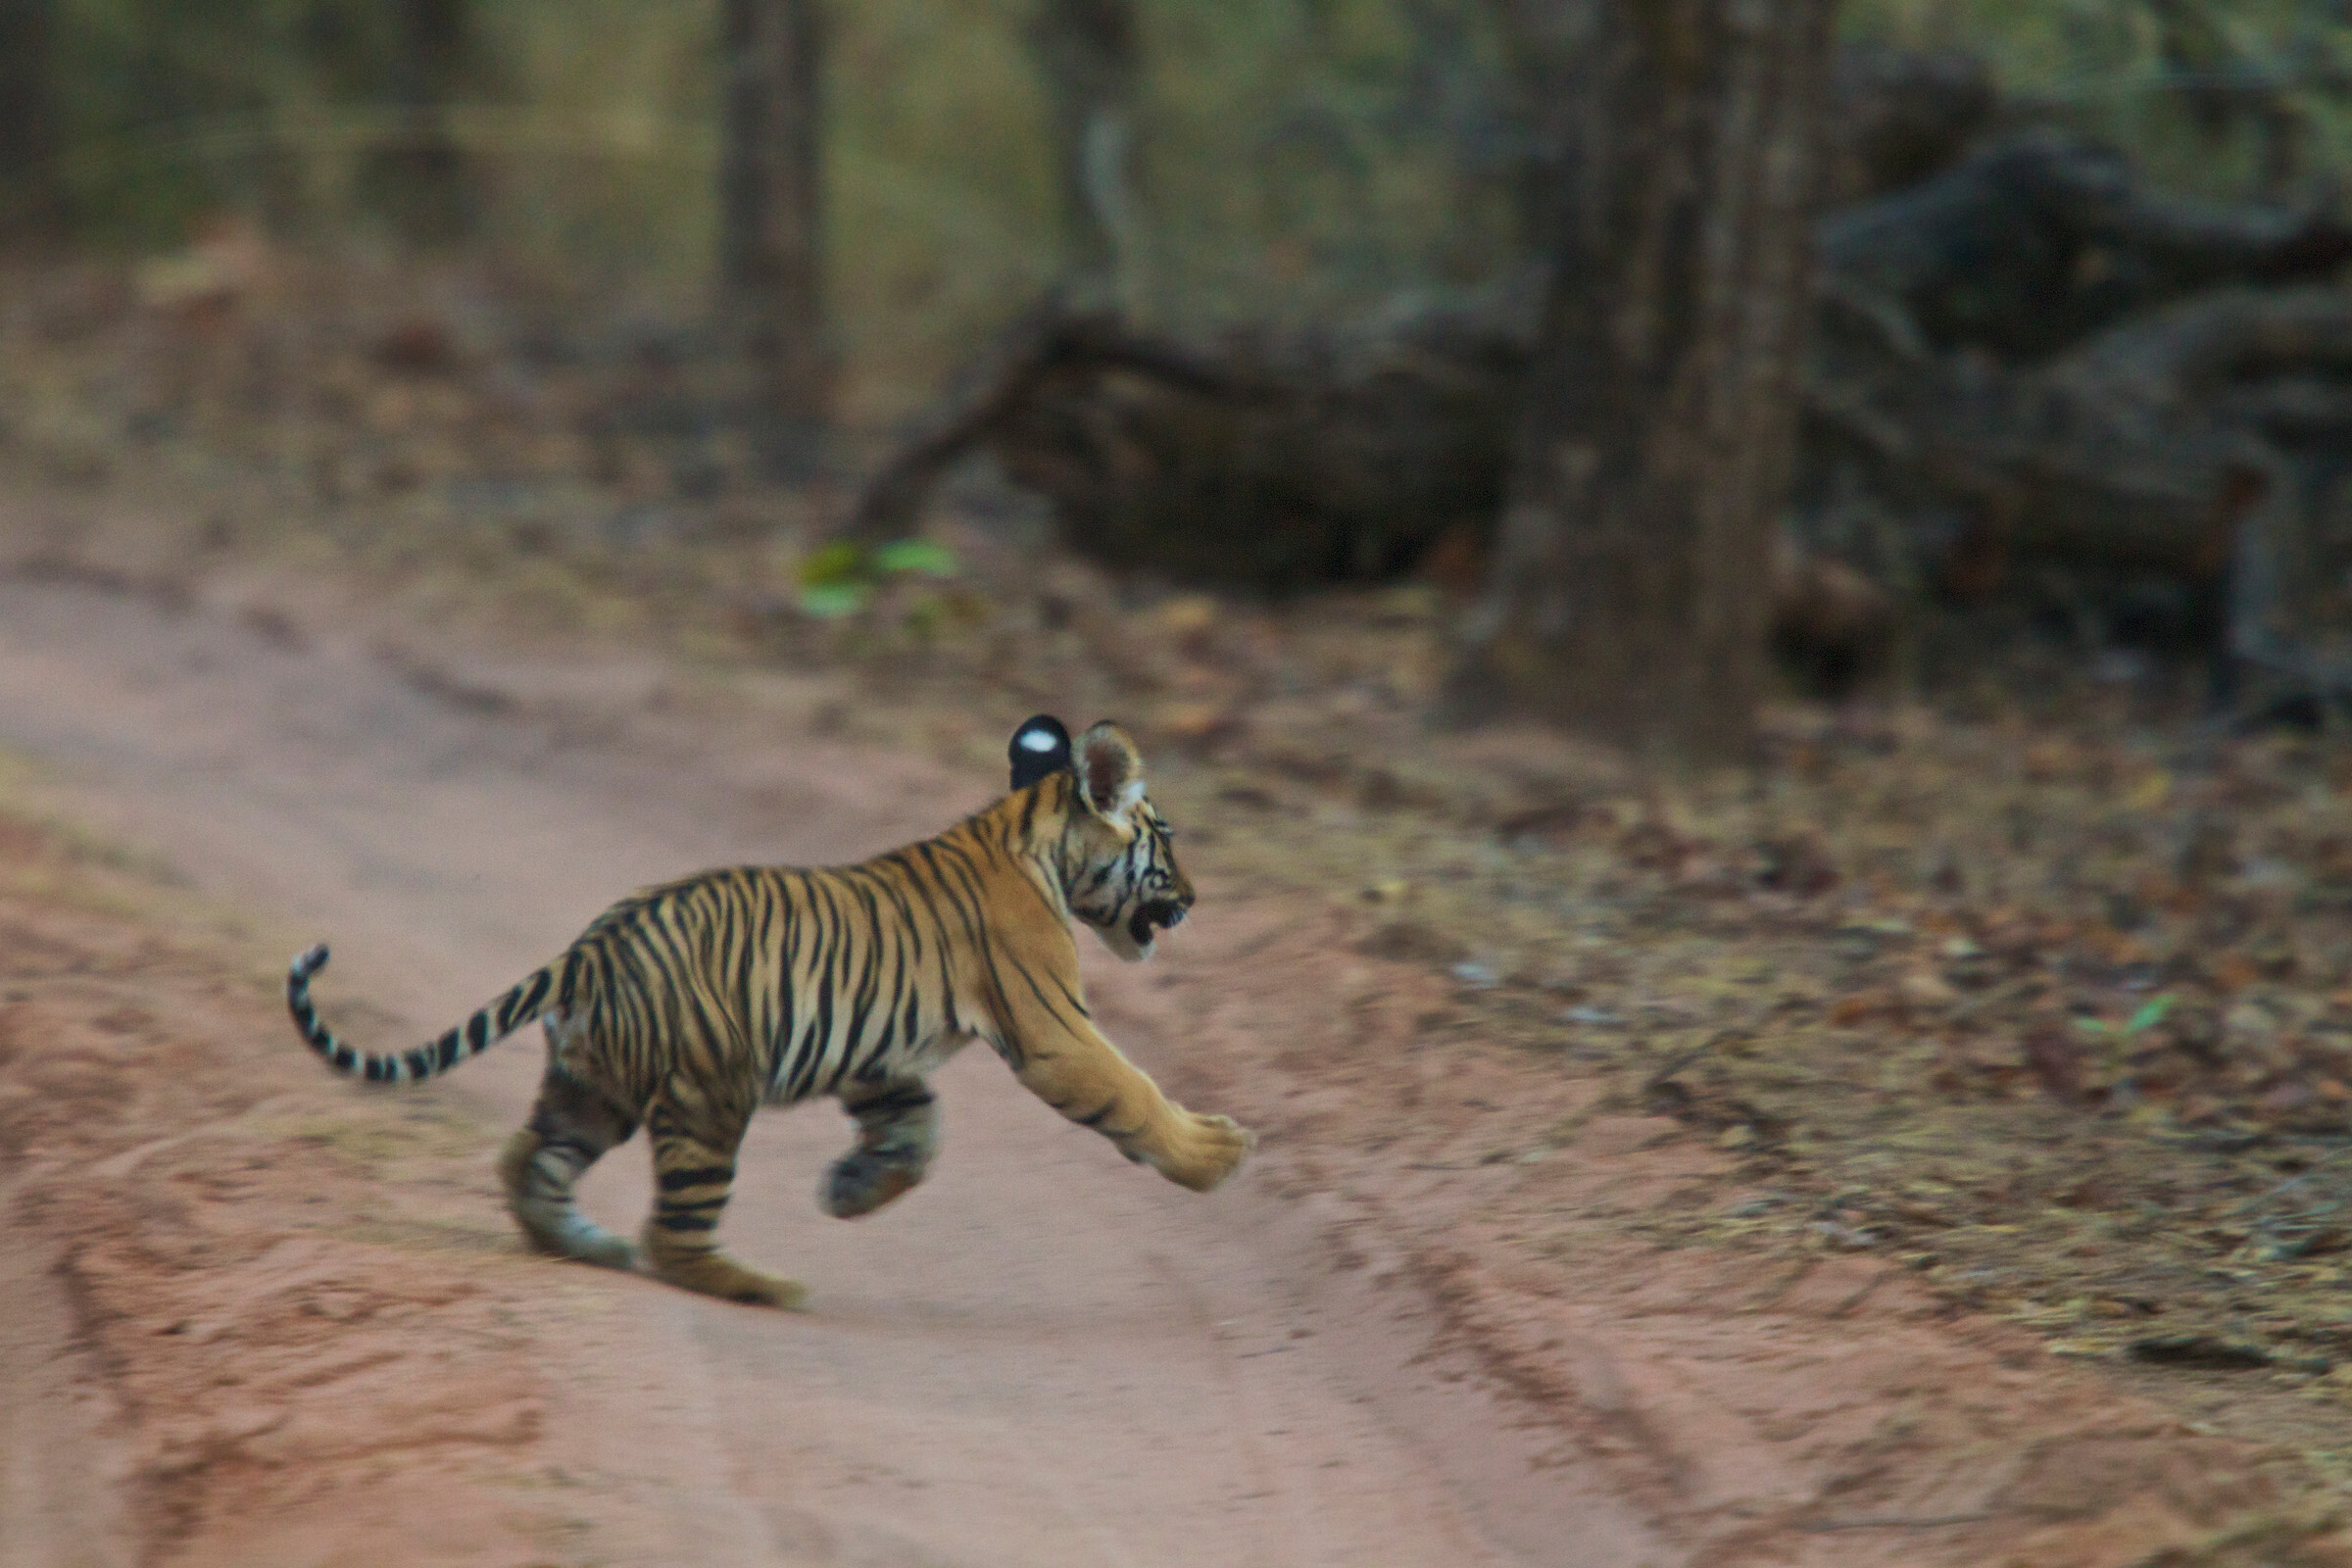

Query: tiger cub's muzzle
1129 895 1192 948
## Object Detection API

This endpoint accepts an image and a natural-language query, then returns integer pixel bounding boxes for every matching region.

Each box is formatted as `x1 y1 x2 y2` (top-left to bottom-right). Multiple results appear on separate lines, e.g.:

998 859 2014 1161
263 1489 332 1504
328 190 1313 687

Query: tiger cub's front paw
1151 1110 1255 1192
640 1223 808 1309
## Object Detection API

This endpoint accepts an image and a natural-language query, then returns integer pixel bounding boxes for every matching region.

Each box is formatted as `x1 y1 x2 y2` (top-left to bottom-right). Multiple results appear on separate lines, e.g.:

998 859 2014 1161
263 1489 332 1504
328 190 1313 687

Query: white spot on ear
1018 729 1058 752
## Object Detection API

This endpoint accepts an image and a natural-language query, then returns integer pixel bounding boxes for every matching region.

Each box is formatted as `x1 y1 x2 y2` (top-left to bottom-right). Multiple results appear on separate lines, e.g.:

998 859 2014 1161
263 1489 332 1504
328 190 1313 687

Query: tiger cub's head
1050 719 1194 961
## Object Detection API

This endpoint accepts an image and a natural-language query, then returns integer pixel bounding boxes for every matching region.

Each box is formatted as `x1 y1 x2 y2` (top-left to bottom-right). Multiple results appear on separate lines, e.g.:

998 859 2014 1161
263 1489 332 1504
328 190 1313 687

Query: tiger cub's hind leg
501 1060 638 1271
821 1080 938 1219
640 1087 806 1308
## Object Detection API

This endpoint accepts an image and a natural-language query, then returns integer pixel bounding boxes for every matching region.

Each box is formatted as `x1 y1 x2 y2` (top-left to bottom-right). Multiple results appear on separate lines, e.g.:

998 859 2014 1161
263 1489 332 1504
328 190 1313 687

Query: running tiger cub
285 716 1251 1307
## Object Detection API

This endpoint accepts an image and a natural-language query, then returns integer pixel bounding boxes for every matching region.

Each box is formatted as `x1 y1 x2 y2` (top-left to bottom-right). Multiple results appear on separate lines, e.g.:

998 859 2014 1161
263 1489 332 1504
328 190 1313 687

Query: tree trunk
1482 0 1586 256
723 0 831 454
379 0 474 244
1446 0 1837 760
0 0 59 242
1027 0 1144 310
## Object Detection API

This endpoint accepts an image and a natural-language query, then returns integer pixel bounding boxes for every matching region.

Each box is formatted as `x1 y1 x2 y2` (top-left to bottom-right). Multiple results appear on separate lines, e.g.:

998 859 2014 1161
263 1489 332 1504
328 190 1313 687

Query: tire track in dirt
0 580 1629 1567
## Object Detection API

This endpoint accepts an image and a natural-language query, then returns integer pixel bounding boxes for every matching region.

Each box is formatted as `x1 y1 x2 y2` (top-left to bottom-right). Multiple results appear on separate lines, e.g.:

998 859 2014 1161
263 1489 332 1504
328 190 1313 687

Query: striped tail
286 943 562 1085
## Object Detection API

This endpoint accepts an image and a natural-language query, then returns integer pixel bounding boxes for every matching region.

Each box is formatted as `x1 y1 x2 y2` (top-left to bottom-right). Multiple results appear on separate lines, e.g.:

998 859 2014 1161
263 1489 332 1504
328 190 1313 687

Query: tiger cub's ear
1008 713 1072 791
1074 721 1147 818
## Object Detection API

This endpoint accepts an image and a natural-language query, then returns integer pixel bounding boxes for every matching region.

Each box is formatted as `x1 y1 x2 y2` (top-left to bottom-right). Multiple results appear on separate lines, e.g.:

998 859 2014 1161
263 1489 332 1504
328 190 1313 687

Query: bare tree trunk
0 0 60 242
1026 0 1144 311
1446 0 1837 761
724 0 831 457
1482 0 1584 255
380 0 474 244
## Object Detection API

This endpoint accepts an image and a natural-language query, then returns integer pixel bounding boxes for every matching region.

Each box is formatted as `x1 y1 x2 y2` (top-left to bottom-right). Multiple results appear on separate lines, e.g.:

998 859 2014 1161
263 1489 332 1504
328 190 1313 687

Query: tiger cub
286 717 1251 1306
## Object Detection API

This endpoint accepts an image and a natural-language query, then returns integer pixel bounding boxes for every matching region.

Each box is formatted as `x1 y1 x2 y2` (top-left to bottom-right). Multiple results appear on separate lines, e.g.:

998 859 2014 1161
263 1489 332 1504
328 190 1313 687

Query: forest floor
8 251 2352 1564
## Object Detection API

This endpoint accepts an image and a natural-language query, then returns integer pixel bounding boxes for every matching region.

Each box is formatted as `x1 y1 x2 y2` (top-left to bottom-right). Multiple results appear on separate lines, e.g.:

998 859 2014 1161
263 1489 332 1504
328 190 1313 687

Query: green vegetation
24 0 1521 413
796 535 958 616
22 0 2352 411
1848 0 2352 201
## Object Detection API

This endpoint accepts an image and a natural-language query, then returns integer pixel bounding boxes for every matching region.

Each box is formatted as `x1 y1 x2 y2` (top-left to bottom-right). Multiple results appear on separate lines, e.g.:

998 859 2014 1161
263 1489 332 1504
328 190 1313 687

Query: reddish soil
0 572 2344 1567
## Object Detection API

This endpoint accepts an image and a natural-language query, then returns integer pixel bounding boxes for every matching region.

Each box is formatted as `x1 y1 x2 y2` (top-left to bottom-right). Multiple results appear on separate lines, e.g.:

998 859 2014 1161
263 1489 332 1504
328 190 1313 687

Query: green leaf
2075 1017 2115 1036
2123 995 2174 1036
798 541 866 588
797 582 868 619
874 539 958 578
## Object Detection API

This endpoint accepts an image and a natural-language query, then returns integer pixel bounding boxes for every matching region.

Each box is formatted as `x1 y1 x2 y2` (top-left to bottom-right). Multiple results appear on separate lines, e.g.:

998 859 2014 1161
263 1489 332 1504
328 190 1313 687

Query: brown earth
0 543 2345 1568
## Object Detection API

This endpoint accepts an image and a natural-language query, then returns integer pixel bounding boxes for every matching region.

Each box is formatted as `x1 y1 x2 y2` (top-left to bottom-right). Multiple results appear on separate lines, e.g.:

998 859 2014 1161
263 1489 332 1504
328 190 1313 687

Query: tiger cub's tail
286 943 562 1085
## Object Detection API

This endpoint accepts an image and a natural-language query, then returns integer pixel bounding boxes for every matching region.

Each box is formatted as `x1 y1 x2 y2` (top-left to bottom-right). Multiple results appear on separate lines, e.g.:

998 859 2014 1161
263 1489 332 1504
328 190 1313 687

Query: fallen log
846 135 2352 678
854 286 2348 587
1823 44 1995 207
849 302 1525 590
1819 127 2352 363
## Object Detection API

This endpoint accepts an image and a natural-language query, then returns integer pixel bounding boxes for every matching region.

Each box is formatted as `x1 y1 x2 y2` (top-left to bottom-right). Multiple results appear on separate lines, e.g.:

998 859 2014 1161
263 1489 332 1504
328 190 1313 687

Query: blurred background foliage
1849 0 2352 201
8 0 2352 416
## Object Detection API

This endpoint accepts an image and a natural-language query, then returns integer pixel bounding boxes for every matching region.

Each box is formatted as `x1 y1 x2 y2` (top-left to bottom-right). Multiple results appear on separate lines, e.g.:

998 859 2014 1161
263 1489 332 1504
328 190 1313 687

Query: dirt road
0 578 1631 1567
9 567 2343 1568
